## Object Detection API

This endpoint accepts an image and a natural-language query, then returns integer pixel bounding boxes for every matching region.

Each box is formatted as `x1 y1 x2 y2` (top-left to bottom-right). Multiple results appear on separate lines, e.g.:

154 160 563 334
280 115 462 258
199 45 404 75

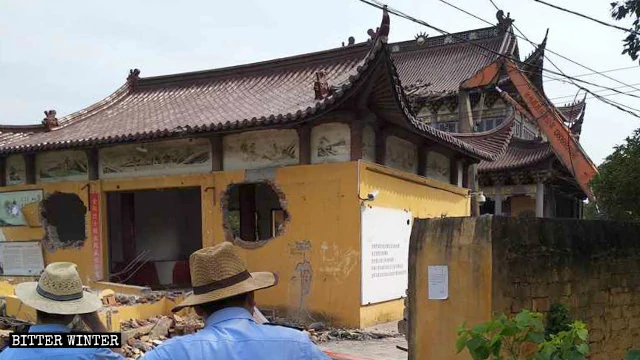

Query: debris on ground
119 313 204 359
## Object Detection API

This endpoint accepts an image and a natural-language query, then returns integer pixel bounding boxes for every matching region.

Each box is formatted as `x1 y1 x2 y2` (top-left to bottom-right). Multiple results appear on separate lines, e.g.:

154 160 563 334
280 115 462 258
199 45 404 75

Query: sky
1 0 638 165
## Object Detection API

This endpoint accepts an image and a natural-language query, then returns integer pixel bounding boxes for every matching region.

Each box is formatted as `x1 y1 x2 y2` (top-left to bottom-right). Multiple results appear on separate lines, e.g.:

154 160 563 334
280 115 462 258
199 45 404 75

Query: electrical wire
545 66 638 83
439 0 640 95
532 0 640 36
551 83 640 101
357 0 640 119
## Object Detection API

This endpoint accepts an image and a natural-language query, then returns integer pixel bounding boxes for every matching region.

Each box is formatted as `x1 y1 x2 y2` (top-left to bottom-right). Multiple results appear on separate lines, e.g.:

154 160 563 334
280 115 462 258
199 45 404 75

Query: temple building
0 9 591 327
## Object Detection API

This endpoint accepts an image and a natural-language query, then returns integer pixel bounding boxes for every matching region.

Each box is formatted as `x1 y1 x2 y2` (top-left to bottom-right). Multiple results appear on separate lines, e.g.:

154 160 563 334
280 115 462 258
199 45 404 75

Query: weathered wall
408 216 640 360
492 217 640 360
408 217 493 360
509 195 535 217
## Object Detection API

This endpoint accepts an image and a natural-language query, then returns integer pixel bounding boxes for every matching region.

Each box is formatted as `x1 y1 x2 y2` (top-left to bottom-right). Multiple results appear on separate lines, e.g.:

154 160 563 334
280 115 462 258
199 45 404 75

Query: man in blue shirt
0 262 123 360
143 242 330 360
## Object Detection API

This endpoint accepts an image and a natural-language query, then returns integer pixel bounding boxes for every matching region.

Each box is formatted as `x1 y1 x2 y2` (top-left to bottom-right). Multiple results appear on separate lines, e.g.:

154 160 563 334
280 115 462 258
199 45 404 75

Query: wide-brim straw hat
172 242 277 312
15 262 101 315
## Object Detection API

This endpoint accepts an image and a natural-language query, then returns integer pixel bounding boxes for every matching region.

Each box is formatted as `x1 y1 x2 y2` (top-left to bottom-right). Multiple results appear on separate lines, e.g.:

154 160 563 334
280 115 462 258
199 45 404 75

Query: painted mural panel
362 125 376 163
99 138 211 178
5 155 26 186
0 189 43 226
426 151 451 184
385 136 418 173
311 123 350 164
36 151 88 182
223 129 298 170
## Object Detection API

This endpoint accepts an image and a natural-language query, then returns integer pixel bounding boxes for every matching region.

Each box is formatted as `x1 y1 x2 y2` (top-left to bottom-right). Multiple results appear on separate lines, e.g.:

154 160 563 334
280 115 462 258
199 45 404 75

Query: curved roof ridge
450 113 516 161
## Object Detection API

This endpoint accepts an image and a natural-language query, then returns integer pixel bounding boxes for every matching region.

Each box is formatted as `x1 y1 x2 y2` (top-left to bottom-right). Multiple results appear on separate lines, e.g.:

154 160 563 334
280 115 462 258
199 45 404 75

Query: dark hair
195 292 251 316
36 310 75 324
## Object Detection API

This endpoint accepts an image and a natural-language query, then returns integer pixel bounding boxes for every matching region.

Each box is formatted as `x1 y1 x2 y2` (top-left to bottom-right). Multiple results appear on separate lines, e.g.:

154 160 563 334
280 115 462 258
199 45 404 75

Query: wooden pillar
298 125 311 165
417 147 428 177
24 153 36 184
239 184 256 242
458 91 474 133
375 127 387 165
456 160 464 188
209 135 223 171
469 164 480 216
462 162 470 188
536 182 545 218
0 157 6 187
350 121 364 161
86 149 99 180
449 157 458 185
495 189 503 216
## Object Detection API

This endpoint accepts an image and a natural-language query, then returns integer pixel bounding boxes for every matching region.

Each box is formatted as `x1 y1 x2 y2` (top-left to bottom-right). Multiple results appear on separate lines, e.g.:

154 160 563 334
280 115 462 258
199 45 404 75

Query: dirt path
319 321 408 360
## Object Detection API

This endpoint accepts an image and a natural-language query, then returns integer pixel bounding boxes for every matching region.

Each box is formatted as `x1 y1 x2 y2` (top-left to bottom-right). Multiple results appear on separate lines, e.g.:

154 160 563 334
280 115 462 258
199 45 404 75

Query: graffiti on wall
0 190 43 226
319 241 358 283
287 240 313 317
426 151 450 184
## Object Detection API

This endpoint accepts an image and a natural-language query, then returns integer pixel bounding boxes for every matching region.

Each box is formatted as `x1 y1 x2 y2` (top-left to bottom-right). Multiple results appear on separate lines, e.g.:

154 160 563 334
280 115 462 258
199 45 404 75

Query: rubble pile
119 314 204 359
266 318 401 344
99 289 183 307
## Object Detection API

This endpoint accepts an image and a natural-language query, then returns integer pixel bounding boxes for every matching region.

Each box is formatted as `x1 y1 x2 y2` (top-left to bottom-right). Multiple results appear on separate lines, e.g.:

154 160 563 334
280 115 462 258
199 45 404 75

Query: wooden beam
297 125 311 165
86 149 99 180
209 135 223 171
24 153 36 184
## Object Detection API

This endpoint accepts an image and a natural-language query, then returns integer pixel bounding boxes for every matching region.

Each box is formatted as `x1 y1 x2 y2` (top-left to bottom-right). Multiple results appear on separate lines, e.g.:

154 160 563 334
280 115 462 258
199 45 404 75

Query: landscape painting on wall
100 138 211 178
5 155 26 186
385 136 418 174
311 123 350 163
36 151 88 182
223 129 299 170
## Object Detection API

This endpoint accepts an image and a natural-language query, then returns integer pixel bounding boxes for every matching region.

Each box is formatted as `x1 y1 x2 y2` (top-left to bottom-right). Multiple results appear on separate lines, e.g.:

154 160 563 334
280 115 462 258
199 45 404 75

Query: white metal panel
361 206 412 305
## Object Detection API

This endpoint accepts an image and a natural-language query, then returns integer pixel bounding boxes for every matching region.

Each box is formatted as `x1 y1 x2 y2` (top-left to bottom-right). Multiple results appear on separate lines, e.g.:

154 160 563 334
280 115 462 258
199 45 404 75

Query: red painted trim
323 350 380 360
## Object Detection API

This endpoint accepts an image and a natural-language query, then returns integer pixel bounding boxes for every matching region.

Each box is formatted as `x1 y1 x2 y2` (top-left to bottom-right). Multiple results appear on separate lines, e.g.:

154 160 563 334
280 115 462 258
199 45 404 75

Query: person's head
172 242 278 313
36 310 75 326
15 262 101 320
194 291 256 318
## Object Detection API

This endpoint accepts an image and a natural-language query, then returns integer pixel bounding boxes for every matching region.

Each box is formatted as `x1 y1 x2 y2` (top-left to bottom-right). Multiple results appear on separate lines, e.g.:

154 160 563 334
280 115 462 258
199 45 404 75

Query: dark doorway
107 187 201 288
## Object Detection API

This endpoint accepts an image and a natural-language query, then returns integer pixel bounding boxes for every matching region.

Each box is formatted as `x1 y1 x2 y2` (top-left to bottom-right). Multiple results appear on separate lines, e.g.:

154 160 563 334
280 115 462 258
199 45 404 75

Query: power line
545 66 638 83
551 83 640 101
438 0 640 95
357 0 640 119
532 0 640 36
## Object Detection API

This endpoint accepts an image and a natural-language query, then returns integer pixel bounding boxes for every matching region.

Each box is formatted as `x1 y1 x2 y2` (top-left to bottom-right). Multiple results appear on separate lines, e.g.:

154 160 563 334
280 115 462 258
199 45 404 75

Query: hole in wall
41 192 87 251
222 181 289 249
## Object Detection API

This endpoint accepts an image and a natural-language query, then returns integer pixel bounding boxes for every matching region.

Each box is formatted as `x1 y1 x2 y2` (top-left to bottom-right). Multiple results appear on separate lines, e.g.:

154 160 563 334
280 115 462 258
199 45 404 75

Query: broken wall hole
222 181 289 249
41 192 87 251
107 187 202 289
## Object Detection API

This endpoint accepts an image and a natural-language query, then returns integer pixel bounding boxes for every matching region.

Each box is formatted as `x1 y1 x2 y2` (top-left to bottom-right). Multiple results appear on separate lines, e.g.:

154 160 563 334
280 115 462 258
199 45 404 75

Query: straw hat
15 262 101 315
172 242 277 312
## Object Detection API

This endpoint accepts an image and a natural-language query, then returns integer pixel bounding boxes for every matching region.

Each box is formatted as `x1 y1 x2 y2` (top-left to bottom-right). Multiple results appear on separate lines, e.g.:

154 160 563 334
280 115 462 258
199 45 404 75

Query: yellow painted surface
409 218 493 360
0 161 471 328
359 162 470 326
5 295 37 323
91 281 151 295
360 299 404 328
510 195 536 217
0 281 15 296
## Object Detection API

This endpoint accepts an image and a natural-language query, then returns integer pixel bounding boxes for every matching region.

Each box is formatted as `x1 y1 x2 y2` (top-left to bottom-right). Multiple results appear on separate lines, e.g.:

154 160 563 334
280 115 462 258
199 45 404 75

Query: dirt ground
319 321 408 360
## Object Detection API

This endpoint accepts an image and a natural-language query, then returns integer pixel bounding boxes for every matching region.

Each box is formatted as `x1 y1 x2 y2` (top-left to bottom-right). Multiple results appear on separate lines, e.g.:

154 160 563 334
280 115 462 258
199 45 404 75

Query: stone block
592 291 609 304
611 318 627 331
611 293 632 306
605 306 622 320
589 329 604 342
532 298 550 312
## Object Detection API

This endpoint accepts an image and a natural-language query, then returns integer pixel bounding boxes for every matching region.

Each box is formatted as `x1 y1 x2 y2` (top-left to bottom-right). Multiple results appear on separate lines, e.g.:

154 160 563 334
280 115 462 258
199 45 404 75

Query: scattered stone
149 317 173 339
308 322 326 331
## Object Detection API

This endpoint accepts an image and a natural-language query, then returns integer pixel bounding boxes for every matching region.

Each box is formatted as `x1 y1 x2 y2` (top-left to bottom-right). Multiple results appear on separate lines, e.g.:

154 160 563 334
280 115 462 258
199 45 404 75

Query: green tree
590 128 640 221
611 0 640 62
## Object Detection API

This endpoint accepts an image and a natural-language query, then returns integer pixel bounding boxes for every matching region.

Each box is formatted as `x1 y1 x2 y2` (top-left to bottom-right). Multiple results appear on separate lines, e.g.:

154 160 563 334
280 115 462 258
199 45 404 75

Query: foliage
545 303 572 339
456 310 589 360
627 350 640 360
589 128 640 221
611 0 640 63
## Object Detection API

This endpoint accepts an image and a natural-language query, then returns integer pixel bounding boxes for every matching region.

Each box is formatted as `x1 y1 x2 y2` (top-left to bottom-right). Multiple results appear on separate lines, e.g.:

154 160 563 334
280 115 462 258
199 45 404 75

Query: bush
545 303 571 339
456 310 589 360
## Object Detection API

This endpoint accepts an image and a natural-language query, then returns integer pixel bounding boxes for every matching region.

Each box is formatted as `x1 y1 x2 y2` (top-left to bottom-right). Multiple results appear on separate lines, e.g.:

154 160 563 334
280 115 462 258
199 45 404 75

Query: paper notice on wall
428 265 449 300
0 241 45 276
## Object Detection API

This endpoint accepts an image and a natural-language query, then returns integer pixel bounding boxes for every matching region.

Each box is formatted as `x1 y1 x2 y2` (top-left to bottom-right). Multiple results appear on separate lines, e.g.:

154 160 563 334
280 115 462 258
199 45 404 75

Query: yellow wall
510 195 536 217
408 217 493 360
0 161 471 328
358 162 470 327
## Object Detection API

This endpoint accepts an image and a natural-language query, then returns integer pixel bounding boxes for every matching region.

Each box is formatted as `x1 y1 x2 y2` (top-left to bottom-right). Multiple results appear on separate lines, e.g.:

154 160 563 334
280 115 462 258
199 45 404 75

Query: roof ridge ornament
127 68 141 90
366 6 390 44
415 32 428 46
496 10 514 33
313 71 331 100
42 110 59 130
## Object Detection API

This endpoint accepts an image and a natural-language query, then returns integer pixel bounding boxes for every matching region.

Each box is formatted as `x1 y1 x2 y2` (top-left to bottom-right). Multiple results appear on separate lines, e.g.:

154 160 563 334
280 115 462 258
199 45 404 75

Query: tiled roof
452 112 516 159
478 138 554 172
390 27 515 97
0 10 511 162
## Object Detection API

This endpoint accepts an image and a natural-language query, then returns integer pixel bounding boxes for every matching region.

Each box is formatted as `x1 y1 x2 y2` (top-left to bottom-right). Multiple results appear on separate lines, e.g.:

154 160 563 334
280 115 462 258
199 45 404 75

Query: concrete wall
0 161 470 328
408 216 640 360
